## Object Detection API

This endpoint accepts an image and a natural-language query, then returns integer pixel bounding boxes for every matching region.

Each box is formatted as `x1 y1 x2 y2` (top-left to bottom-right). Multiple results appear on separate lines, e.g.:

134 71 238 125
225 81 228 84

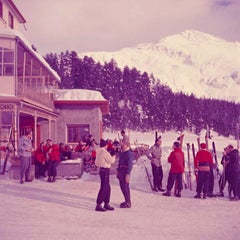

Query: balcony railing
17 80 55 109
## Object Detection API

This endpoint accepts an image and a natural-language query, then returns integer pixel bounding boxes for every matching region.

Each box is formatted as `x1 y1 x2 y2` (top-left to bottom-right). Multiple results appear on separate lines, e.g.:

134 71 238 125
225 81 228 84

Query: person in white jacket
95 139 116 212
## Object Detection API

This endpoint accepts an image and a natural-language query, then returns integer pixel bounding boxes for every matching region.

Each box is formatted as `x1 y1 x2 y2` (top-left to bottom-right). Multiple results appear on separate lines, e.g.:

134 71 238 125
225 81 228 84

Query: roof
54 89 109 114
7 0 26 23
0 28 60 82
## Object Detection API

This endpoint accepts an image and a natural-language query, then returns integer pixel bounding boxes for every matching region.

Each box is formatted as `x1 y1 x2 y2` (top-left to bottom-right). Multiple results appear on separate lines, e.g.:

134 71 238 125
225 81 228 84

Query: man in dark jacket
225 144 240 201
117 141 133 208
163 141 185 197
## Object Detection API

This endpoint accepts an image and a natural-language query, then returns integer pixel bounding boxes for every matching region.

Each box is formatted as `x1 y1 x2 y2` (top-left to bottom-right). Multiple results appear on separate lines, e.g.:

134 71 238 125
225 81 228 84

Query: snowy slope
78 29 240 103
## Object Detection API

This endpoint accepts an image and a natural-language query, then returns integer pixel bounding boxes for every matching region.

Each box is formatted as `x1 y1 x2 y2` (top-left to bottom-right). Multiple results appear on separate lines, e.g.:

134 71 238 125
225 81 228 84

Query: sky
13 0 240 56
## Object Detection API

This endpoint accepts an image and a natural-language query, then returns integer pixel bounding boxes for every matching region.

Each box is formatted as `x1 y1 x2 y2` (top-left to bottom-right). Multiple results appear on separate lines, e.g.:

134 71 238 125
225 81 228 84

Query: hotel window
0 48 14 76
8 12 14 29
67 124 90 143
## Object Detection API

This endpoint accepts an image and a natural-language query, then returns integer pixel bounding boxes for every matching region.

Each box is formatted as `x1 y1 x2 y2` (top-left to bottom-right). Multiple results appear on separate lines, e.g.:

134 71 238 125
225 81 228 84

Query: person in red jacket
194 143 214 199
34 141 48 178
163 141 185 197
46 139 60 182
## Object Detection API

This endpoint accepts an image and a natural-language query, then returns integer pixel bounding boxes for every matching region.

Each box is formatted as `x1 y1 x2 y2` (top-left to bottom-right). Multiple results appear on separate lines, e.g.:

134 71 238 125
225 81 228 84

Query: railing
17 82 55 109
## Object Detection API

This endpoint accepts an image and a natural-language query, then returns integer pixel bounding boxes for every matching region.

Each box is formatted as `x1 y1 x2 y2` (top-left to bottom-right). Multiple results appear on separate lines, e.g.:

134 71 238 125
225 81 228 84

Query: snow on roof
0 28 60 82
55 89 107 101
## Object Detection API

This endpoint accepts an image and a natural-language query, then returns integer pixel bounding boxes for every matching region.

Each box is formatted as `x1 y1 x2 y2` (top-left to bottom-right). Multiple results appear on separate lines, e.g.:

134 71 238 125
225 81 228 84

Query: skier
146 136 164 192
225 144 240 201
95 139 116 211
163 141 185 197
18 130 34 184
194 143 213 199
117 140 133 208
46 139 60 182
216 147 233 197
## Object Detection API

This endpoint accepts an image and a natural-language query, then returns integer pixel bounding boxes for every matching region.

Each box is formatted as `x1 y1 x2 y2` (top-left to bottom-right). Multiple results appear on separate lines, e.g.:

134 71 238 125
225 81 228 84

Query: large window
0 47 14 76
67 124 89 143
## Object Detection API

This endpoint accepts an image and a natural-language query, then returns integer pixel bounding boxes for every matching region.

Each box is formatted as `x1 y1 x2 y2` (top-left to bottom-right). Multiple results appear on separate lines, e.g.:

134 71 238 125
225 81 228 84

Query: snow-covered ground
0 130 239 240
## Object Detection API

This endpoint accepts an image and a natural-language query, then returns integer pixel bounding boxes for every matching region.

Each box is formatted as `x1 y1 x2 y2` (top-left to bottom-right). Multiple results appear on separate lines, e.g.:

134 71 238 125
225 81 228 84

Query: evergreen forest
45 51 240 138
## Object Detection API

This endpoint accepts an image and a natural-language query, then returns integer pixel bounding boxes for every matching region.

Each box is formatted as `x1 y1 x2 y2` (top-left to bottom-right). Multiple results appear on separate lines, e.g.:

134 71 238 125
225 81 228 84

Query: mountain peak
79 30 240 103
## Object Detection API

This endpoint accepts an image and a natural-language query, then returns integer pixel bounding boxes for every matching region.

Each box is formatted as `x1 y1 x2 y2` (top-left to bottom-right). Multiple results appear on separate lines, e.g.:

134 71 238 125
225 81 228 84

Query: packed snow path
0 173 239 240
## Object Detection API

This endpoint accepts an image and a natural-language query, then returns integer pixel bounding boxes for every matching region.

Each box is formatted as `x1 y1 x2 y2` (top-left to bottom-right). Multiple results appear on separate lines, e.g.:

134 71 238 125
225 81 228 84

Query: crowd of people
16 129 240 213
145 134 240 201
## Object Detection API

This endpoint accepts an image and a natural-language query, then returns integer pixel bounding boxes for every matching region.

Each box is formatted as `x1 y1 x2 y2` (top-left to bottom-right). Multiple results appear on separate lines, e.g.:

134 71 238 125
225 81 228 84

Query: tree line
45 50 240 138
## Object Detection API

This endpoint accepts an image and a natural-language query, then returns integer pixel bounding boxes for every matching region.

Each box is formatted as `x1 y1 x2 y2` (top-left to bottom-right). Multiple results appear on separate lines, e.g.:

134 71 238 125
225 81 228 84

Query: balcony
17 77 55 109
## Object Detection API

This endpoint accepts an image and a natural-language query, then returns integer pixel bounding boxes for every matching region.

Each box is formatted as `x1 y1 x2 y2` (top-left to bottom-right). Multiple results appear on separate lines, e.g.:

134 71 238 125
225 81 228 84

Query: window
0 111 13 144
0 48 14 76
67 124 89 143
8 12 14 29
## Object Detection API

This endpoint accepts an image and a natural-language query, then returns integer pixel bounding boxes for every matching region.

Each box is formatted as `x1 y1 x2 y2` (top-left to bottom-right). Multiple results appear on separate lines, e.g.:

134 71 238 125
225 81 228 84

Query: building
0 0 109 159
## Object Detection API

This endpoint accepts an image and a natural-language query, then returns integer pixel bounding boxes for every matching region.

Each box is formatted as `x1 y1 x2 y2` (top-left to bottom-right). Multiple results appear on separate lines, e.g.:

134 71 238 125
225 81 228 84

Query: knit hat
100 139 108 147
200 143 207 149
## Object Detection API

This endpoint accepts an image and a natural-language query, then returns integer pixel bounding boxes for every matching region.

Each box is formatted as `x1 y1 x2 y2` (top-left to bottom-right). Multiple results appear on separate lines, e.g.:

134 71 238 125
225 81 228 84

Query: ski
143 159 154 193
186 143 192 190
212 141 220 178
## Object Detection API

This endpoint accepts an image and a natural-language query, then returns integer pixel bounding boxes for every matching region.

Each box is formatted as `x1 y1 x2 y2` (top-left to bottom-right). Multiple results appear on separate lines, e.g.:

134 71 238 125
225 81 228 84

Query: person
34 141 48 178
216 147 232 197
59 144 72 161
194 143 213 199
46 139 60 182
225 144 240 201
75 140 87 152
146 136 164 192
95 139 116 212
117 141 133 208
18 130 34 184
163 141 184 197
120 130 130 150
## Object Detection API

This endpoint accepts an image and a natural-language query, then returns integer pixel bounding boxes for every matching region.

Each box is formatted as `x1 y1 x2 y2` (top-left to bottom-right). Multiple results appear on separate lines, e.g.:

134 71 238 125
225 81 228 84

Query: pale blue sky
14 0 240 55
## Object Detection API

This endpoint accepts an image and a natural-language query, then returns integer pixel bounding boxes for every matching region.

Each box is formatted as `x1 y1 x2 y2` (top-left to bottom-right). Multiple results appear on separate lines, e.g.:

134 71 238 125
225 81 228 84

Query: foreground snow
0 173 239 240
0 130 239 240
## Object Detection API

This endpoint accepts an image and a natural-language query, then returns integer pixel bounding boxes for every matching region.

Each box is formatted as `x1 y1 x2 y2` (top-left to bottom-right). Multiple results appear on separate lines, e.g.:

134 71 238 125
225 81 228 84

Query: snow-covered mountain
78 30 240 103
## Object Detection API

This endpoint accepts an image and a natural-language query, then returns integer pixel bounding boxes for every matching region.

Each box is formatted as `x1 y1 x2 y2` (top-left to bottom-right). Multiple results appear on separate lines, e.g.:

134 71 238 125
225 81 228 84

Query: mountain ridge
78 29 240 103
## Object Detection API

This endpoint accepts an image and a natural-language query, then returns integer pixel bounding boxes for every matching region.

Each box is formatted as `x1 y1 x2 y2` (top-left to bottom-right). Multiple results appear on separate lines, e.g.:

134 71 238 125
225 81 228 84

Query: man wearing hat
147 136 164 192
95 139 116 211
117 140 133 208
194 143 214 199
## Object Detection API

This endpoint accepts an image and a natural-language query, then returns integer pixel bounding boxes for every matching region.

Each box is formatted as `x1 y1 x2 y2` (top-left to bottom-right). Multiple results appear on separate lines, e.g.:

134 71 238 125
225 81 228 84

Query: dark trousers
20 156 32 181
166 172 183 192
48 161 59 178
151 164 163 188
196 171 210 194
35 161 48 178
219 167 232 194
231 172 240 198
96 168 111 206
208 167 214 194
118 169 131 203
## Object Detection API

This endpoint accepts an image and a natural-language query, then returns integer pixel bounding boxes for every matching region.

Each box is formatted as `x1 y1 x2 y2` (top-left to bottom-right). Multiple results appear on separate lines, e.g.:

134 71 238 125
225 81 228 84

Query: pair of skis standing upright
185 125 220 192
